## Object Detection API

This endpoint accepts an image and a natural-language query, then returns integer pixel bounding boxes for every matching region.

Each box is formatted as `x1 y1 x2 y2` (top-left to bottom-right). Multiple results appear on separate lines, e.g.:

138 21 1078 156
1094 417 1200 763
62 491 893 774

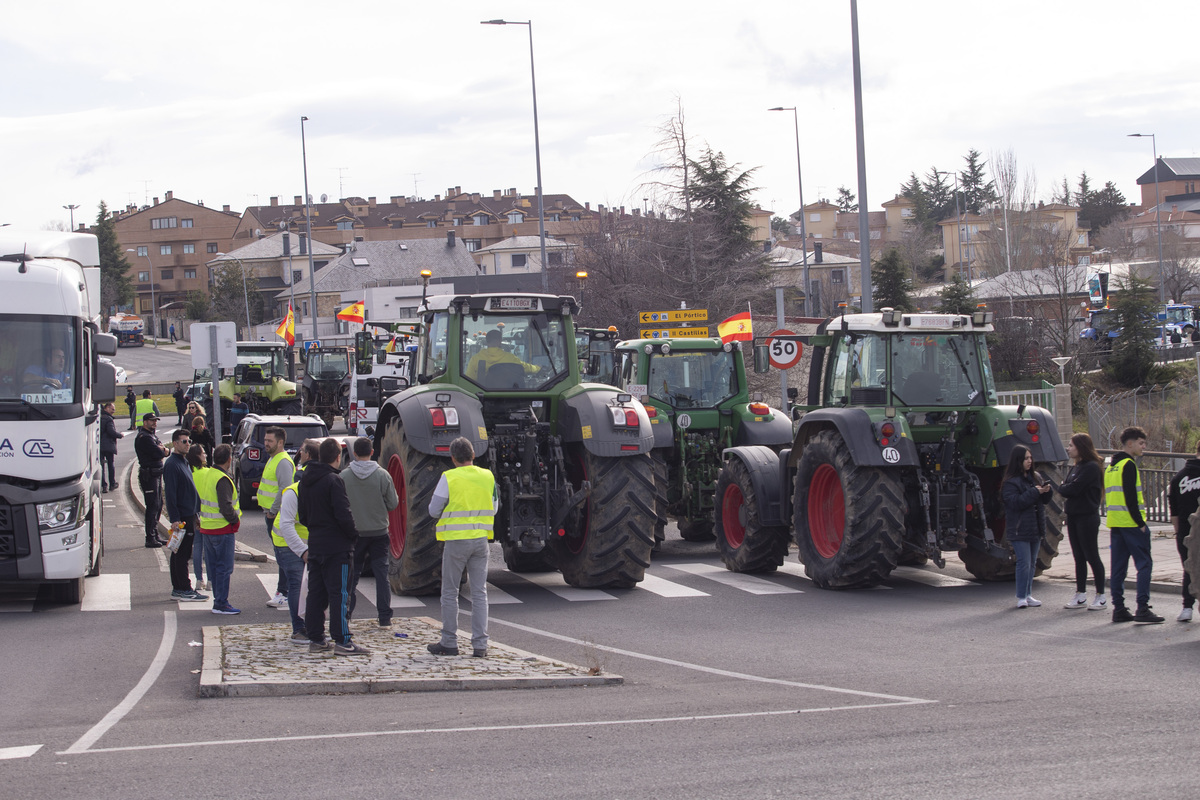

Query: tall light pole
214 253 252 339
301 115 319 342
127 248 158 348
482 19 548 292
850 0 872 312
936 170 966 281
1129 133 1166 303
768 106 810 316
62 204 79 231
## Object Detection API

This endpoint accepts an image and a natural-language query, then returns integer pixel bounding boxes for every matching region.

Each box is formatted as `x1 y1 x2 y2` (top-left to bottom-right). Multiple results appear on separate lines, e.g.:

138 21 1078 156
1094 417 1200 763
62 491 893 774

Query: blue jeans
1013 539 1040 599
274 544 306 634
1111 526 1153 610
201 533 236 608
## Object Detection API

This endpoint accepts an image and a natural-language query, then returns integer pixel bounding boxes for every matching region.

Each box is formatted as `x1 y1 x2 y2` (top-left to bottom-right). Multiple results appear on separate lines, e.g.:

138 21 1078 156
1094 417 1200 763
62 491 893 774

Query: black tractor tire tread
380 421 449 596
651 450 669 548
714 457 789 573
678 519 716 542
793 429 906 588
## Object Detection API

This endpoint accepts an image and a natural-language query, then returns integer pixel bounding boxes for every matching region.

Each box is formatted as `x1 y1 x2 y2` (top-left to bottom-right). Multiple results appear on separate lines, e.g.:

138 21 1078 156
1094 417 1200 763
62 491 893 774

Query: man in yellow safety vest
1104 425 1163 623
276 438 319 644
197 443 243 615
258 426 295 610
427 436 498 658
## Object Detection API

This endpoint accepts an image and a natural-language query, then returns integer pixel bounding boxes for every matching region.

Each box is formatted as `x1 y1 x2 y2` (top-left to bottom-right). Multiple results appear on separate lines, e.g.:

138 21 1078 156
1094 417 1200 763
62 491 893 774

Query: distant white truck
0 231 118 603
108 312 145 347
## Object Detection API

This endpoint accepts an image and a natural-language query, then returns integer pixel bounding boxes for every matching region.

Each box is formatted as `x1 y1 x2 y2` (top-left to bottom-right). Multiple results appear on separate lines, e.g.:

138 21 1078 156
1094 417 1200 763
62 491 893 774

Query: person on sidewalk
190 416 215 466
135 412 169 548
125 386 137 430
197 444 242 615
182 400 204 434
1057 433 1107 610
298 437 367 656
257 426 295 610
427 437 497 657
1167 439 1200 623
169 322 177 343
1106 426 1164 624
343 437 400 628
188 444 209 591
277 439 319 644
172 381 186 425
1002 444 1052 610
100 402 123 493
163 428 207 602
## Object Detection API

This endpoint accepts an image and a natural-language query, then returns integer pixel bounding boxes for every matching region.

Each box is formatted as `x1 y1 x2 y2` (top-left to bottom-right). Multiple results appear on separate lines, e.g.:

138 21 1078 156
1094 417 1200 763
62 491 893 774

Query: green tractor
716 307 1068 587
198 341 302 435
302 345 352 429
613 337 793 556
373 293 657 594
576 326 620 384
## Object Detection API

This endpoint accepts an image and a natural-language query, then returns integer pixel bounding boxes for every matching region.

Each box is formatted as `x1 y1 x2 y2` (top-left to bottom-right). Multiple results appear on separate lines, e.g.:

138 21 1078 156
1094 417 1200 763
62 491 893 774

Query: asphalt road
2 433 1199 798
111 342 195 387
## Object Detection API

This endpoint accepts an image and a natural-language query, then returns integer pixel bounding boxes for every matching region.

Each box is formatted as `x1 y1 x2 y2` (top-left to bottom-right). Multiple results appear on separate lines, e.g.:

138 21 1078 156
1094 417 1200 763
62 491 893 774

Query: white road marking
890 566 976 588
461 581 521 605
355 576 427 608
61 610 177 754
667 563 802 595
152 546 169 573
774 560 892 589
81 574 131 611
0 745 42 760
637 572 709 597
508 571 618 601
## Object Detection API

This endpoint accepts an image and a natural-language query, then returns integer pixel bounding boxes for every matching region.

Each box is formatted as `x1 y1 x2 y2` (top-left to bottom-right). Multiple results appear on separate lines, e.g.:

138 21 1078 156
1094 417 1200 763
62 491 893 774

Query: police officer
427 436 497 658
134 412 169 548
1105 426 1164 623
257 426 295 610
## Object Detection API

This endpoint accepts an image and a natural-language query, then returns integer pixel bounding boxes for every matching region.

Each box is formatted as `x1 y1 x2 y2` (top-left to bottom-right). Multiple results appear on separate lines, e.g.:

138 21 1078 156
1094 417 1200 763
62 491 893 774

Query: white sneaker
1065 593 1088 609
1178 607 1193 623
1025 596 1043 607
1089 594 1107 610
266 592 288 609
1017 598 1029 609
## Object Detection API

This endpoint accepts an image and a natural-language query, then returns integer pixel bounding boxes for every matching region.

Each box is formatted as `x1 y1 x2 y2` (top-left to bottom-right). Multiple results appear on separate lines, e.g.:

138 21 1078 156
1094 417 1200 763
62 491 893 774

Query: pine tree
937 273 975 314
871 248 914 312
1106 274 1157 387
1074 171 1093 207
958 149 997 215
836 185 858 212
94 201 134 317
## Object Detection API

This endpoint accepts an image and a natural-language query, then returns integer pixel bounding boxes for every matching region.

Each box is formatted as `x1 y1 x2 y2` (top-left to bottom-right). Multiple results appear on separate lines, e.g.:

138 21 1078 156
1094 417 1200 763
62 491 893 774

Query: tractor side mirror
753 344 770 374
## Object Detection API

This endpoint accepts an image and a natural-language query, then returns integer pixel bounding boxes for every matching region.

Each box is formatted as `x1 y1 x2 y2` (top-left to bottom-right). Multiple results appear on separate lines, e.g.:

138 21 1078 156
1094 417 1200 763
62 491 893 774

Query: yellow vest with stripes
257 450 294 510
271 481 309 547
436 466 496 541
136 397 156 420
196 466 241 532
1104 457 1144 529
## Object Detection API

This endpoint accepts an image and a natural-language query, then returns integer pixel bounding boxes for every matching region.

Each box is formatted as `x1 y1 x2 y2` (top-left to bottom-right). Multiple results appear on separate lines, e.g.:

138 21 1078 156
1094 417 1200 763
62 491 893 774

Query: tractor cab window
306 348 349 379
891 332 993 406
462 312 568 391
233 347 285 384
619 351 638 389
826 333 886 405
647 351 738 409
420 312 449 381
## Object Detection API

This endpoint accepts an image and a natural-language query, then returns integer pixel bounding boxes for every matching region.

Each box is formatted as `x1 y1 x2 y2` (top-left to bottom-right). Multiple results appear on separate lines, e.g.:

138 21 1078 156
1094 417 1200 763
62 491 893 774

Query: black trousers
348 536 391 624
169 517 197 591
1177 529 1195 608
140 471 163 541
1066 512 1105 594
305 551 353 646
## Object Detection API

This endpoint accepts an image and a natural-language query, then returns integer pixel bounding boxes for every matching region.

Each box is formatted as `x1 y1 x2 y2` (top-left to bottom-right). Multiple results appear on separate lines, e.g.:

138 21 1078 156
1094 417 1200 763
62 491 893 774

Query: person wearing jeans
1001 444 1051 610
1105 426 1163 624
343 437 400 627
197 444 242 614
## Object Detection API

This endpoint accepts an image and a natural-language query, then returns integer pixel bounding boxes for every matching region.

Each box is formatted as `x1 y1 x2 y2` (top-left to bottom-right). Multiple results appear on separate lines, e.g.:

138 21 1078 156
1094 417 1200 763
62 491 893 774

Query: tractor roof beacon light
420 269 432 308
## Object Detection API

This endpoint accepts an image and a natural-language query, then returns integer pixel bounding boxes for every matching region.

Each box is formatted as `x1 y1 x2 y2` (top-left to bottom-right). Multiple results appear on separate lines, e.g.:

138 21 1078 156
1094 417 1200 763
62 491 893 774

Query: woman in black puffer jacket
1002 444 1053 609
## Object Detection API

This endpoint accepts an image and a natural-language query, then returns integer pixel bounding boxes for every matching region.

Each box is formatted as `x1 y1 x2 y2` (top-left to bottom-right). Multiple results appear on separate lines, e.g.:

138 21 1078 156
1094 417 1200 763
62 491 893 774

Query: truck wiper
0 398 54 419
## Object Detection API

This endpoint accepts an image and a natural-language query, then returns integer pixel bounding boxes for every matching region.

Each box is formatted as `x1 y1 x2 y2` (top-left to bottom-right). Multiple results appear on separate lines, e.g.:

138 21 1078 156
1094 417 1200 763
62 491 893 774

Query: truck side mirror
94 333 118 357
93 360 117 403
753 344 770 374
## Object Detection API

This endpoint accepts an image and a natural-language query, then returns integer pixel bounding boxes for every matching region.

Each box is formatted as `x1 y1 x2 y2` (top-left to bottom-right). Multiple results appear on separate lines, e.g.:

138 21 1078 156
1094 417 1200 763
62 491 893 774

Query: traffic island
200 616 622 697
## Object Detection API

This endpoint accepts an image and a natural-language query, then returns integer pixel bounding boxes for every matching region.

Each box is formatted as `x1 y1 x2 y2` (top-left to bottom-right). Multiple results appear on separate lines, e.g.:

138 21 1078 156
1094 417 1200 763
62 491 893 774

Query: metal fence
1086 371 1200 451
1095 450 1183 524
996 381 1055 415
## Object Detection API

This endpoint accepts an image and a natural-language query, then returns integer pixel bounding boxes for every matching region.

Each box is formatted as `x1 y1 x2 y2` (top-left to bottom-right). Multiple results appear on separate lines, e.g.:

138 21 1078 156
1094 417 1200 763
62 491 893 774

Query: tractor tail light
624 409 639 427
430 408 445 427
644 406 657 419
1026 420 1039 435
881 422 896 438
748 402 770 415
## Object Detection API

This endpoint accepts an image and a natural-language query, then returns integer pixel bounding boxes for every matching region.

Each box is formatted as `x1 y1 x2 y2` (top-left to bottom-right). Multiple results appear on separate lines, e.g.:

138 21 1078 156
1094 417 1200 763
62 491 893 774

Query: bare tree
1093 221 1138 263
976 150 1041 277
1160 228 1200 303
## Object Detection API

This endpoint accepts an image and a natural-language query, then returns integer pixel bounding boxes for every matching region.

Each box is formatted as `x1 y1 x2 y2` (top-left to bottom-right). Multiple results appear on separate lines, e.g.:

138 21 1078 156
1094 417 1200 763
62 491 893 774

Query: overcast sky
3 1 1198 232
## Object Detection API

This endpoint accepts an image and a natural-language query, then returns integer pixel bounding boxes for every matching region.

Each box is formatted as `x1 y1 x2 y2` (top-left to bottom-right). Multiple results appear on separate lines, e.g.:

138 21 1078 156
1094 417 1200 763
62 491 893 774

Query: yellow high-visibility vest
435 466 495 541
257 450 294 511
1104 457 1144 529
136 397 156 420
271 481 308 547
196 466 241 532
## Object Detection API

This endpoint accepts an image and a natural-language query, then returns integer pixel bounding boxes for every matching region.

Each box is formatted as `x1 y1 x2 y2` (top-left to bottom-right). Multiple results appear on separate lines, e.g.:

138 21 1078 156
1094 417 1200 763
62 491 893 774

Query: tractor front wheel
381 419 449 596
714 457 789 573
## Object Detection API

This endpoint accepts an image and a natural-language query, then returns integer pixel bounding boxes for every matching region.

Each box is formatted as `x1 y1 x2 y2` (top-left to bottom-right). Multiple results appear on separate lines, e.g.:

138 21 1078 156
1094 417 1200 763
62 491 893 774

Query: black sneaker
1133 606 1165 624
473 648 488 658
427 642 459 656
309 640 333 653
334 641 371 656
1112 606 1135 623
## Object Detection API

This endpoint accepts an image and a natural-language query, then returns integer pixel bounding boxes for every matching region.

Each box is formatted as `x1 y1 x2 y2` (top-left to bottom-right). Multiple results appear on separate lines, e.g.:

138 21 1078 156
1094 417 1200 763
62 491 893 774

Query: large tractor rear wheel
380 419 449 596
793 430 906 588
715 457 789 573
960 463 1065 581
552 448 656 589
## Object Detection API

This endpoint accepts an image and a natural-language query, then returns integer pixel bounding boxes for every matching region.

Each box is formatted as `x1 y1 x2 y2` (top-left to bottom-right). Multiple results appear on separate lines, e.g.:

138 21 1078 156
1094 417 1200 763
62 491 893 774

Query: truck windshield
463 312 569 391
648 351 737 409
892 332 994 407
307 350 349 379
0 316 78 405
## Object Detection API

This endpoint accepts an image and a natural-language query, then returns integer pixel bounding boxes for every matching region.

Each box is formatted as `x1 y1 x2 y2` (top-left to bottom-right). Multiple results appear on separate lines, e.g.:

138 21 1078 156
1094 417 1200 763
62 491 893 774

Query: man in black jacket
135 412 170 548
172 381 186 425
1168 440 1200 623
163 428 206 601
99 402 123 493
124 386 137 430
298 438 368 656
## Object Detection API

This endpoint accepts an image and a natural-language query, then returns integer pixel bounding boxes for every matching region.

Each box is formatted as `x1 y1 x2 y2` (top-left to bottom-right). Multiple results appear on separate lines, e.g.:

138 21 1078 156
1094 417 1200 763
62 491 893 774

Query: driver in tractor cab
464 329 538 384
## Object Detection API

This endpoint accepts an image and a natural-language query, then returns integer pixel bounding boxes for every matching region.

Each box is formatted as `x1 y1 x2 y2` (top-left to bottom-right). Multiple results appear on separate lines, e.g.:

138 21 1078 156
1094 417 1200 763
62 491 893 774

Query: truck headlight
37 493 85 533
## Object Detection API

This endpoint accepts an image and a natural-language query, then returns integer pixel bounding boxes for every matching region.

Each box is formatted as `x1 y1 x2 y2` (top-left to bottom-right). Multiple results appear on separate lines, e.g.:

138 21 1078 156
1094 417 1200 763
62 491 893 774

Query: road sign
638 309 708 324
766 328 804 369
639 327 711 339
303 339 322 354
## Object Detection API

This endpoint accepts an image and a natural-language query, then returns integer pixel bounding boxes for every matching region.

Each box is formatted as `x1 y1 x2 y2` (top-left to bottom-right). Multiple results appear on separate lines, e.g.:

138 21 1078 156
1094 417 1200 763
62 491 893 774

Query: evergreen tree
1074 171 1093 207
1052 176 1072 205
958 149 997 214
209 260 260 338
1078 180 1129 232
871 248 914 312
937 273 975 314
94 201 134 317
771 215 792 236
685 148 760 268
1106 274 1157 387
185 290 211 321
836 185 858 212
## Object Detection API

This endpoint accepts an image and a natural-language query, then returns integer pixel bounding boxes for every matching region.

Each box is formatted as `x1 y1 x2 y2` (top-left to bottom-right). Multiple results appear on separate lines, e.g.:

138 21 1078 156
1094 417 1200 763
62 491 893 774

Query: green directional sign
638 309 708 325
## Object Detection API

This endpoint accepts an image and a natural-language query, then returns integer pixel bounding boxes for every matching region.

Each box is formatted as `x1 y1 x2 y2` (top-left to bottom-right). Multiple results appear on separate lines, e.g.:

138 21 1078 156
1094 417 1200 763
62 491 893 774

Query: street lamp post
482 18 548 292
768 106 810 316
301 116 319 342
62 204 79 231
127 248 158 348
937 169 967 282
1129 133 1166 304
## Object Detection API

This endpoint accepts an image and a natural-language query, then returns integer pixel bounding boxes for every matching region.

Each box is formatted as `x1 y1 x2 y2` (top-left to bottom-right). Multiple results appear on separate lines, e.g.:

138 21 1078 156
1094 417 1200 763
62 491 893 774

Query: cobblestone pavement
201 616 622 697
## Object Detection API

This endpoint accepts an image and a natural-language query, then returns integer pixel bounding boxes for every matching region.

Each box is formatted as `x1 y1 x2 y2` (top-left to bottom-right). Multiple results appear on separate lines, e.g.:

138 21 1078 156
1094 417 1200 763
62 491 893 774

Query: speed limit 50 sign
765 329 803 369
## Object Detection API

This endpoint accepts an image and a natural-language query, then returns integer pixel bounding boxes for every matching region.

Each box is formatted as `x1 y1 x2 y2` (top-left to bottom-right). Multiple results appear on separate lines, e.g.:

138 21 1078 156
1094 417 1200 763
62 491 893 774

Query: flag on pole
717 311 753 343
275 305 295 346
336 300 365 324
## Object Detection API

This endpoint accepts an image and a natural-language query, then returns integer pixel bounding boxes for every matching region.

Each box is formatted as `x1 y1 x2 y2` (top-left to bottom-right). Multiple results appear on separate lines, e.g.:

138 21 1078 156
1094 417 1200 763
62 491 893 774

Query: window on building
160 269 173 279
810 213 821 222
465 239 481 252
453 218 462 226
570 214 581 222
427 220 437 228
336 221 354 231
302 301 309 316
183 244 195 254
547 252 564 266
293 270 303 284
831 269 845 285
184 269 197 279
160 244 172 255
474 215 488 226
150 217 177 229
207 242 218 253
512 254 528 269
508 212 524 224
549 213 560 222
136 246 148 257
900 207 914 218
138 271 150 282
869 230 881 240
181 218 193 228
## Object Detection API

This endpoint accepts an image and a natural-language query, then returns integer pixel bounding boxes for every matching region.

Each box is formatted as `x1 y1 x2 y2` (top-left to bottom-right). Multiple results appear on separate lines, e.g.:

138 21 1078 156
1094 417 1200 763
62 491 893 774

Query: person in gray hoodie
343 437 400 627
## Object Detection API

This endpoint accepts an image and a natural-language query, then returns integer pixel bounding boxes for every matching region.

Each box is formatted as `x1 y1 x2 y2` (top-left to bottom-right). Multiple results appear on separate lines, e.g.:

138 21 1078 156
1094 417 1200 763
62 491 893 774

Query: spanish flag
275 305 295 347
337 300 365 324
717 311 753 343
